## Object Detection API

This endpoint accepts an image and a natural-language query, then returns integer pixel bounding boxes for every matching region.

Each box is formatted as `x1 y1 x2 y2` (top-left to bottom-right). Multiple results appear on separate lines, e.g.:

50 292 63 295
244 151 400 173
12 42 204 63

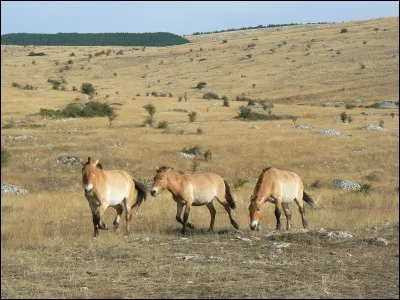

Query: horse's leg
175 201 195 229
294 198 308 228
111 204 123 232
97 203 109 230
206 202 216 233
282 202 292 230
123 198 133 236
91 211 99 237
217 199 239 230
181 200 194 234
275 201 282 230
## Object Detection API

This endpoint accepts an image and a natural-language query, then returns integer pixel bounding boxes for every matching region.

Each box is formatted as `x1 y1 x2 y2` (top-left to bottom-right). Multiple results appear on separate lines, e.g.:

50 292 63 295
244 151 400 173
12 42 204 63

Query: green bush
188 111 197 122
157 120 168 129
81 82 95 95
203 92 219 100
143 103 156 116
143 116 155 127
340 112 350 123
358 183 372 194
39 101 115 118
236 106 288 121
196 82 207 89
1 147 11 168
237 106 252 119
204 149 212 161
181 145 201 156
28 52 46 56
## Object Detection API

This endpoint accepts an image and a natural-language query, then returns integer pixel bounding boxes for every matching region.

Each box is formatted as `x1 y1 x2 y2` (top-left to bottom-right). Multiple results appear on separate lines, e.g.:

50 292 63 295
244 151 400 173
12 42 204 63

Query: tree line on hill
187 22 332 36
0 32 190 46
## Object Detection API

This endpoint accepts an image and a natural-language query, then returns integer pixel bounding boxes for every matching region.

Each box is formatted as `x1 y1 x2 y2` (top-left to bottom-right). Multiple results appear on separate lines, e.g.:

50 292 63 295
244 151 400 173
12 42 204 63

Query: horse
80 157 147 237
248 167 315 231
150 166 239 234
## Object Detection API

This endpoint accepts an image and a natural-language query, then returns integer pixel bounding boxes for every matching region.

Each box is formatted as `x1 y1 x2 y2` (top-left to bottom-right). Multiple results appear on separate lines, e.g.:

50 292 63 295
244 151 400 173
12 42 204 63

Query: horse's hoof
187 223 195 229
232 222 239 230
207 228 214 233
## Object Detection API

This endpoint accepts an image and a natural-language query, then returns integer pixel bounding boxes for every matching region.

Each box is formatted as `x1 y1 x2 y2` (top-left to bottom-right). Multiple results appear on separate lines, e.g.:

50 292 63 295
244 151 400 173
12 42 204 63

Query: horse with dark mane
248 167 315 231
80 157 147 237
150 166 239 234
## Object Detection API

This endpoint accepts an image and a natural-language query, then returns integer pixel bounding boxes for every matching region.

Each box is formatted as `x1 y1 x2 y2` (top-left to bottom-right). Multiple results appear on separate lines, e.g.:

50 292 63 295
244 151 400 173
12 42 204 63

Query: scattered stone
236 236 252 243
332 179 361 190
312 129 350 137
1 183 28 195
295 124 313 130
178 152 196 159
361 125 384 131
1 135 34 141
370 101 398 109
326 231 354 239
321 101 344 107
56 156 80 165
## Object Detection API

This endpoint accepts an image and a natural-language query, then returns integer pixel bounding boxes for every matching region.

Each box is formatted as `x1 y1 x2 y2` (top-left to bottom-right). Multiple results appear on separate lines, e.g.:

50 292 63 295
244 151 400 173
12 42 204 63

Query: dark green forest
1 32 190 46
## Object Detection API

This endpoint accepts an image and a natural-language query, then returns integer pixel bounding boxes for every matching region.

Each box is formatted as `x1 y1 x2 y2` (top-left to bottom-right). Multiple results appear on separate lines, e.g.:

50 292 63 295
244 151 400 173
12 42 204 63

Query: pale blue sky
1 1 398 36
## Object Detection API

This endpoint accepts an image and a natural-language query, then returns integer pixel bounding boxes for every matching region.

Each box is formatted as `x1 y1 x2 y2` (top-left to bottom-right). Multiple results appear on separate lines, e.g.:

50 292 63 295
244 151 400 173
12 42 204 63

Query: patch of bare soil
1 224 398 299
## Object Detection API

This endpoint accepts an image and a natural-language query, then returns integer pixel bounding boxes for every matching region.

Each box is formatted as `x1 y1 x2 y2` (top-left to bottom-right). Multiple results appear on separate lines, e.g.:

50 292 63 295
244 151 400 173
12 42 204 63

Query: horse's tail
132 178 147 209
224 180 236 209
303 191 315 209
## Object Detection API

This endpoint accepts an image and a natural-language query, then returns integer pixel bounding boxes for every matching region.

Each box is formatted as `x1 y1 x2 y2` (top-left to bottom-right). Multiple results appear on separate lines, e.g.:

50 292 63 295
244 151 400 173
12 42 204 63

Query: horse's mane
252 167 272 198
157 166 185 174
157 166 174 172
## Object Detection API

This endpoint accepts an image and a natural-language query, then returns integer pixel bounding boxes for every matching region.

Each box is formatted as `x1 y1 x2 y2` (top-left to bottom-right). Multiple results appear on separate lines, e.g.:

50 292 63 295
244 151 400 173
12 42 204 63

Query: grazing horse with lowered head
150 166 239 234
80 157 147 237
249 167 315 231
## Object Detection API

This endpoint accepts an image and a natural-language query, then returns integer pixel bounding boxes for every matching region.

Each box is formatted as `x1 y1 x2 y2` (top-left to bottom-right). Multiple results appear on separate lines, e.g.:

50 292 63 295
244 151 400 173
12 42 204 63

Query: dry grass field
1 17 399 298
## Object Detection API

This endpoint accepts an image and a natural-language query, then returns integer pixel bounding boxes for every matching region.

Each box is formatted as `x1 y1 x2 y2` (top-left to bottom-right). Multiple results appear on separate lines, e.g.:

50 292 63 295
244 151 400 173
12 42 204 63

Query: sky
1 1 398 36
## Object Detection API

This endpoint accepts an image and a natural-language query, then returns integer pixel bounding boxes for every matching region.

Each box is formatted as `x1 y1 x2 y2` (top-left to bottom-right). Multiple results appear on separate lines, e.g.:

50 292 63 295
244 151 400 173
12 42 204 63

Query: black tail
224 180 236 209
132 178 147 209
303 191 315 209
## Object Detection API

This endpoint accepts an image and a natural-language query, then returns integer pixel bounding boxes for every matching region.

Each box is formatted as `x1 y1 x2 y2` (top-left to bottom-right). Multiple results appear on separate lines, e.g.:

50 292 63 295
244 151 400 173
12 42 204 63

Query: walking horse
249 167 315 231
150 166 239 234
80 157 147 237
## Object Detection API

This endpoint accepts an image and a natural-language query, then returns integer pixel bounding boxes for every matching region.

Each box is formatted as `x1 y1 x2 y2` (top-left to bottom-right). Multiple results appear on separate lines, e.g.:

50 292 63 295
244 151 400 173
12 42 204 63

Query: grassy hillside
1 17 399 298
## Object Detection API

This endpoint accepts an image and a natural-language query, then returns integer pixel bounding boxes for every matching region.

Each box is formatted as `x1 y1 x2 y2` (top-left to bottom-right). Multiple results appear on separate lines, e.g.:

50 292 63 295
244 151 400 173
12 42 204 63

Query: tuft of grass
234 177 248 189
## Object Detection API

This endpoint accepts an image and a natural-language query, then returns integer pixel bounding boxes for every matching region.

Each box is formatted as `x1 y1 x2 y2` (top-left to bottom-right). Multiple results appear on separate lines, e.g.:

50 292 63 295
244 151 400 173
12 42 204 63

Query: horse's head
150 166 171 197
80 157 100 196
249 196 263 231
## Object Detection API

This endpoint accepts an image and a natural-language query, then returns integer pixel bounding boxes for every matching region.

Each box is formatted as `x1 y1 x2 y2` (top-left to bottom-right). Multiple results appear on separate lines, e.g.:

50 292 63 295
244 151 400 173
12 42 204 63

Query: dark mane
157 166 174 172
251 167 272 199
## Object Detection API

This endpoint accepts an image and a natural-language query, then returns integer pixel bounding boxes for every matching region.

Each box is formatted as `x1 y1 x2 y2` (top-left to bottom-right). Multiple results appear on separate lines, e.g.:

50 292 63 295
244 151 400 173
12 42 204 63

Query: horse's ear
94 159 99 166
80 159 86 166
167 167 172 172
156 166 160 172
